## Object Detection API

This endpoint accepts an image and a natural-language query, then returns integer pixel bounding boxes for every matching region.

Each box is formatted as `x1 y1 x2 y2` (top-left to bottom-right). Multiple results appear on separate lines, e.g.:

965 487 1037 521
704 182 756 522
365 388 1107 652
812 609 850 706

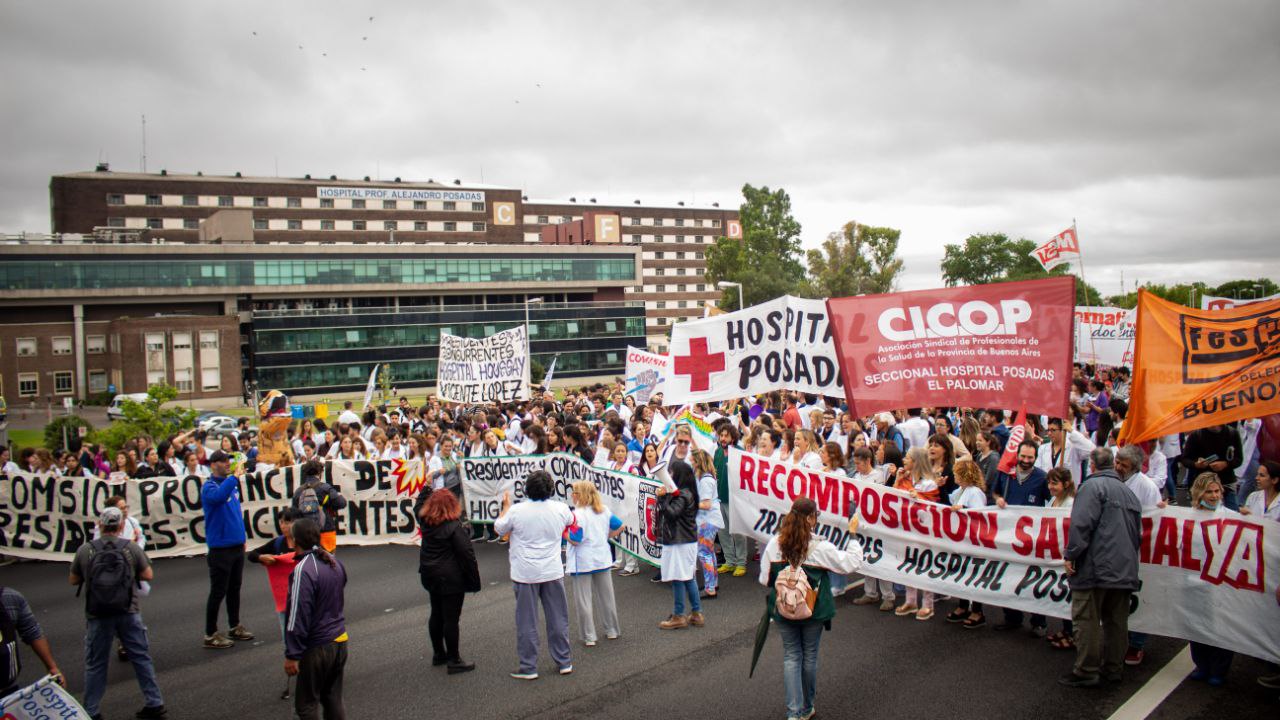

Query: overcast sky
2 1 1277 297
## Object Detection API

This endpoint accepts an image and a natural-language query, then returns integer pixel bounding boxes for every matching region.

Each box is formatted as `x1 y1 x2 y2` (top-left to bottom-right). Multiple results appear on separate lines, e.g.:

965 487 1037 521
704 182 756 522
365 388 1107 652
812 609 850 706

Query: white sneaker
584 640 596 647
558 665 573 675
510 671 538 681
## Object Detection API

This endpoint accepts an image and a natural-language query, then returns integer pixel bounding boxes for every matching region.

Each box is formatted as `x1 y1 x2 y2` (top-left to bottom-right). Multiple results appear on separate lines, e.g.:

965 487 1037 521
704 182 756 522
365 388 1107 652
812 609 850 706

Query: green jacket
714 445 730 504
762 561 837 625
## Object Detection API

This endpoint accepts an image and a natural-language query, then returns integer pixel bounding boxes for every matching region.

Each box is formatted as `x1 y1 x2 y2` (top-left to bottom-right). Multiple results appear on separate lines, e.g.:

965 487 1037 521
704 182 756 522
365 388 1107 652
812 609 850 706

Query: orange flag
1119 289 1280 445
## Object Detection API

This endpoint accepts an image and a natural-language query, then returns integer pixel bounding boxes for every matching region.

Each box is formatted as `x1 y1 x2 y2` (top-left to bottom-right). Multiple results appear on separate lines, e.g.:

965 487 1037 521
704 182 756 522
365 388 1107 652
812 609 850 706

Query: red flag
997 406 1027 475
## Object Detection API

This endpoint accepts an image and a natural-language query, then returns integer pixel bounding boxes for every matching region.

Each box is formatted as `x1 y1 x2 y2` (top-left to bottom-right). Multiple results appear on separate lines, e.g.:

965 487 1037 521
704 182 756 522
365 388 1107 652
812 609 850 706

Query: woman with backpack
758 497 863 720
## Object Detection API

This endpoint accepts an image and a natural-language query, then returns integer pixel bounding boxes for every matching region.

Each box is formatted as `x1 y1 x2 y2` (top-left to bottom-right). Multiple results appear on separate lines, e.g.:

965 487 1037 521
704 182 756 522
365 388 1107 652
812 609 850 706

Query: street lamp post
716 281 744 310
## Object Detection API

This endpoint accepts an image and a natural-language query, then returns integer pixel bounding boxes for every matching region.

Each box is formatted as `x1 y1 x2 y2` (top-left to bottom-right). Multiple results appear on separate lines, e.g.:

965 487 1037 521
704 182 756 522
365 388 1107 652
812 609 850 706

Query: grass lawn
6 428 44 450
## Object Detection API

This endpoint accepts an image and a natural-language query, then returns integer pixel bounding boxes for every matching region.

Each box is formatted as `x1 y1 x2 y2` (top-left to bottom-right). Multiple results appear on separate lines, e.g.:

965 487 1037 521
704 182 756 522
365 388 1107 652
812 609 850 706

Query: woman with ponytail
758 497 864 720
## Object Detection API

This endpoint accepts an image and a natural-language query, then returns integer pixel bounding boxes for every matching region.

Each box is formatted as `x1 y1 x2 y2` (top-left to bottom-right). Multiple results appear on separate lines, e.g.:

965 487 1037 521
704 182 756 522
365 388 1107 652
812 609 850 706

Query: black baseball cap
208 450 231 463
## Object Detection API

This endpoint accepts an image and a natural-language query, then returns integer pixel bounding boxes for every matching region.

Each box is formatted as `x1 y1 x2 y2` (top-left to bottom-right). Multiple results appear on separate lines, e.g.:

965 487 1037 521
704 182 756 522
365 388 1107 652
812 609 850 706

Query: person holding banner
1240 460 1280 521
1060 448 1142 688
893 448 940 620
946 459 989 628
992 441 1049 635
1043 467 1077 650
757 497 864 720
714 424 750 578
1035 418 1095 489
689 450 723 600
1185 472 1236 686
656 462 703 630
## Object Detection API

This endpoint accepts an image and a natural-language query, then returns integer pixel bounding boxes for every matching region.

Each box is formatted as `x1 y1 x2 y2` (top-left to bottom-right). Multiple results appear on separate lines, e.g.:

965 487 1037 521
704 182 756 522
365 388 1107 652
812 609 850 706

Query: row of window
109 194 486 212
645 267 704 277
15 370 76 397
646 300 708 310
0 257 636 291
642 251 704 260
625 284 712 294
255 348 626 391
8 332 216 358
142 331 223 393
529 215 721 229
254 316 645 353
109 217 488 232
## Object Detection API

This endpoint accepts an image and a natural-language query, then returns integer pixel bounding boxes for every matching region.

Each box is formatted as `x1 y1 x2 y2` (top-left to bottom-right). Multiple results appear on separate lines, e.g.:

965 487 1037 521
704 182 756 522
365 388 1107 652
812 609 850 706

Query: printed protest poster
1200 291 1280 311
0 675 91 719
436 325 530 404
728 448 1280 663
1073 306 1136 367
1120 290 1280 444
460 453 663 566
624 346 671 404
0 459 428 560
827 277 1075 418
664 295 843 405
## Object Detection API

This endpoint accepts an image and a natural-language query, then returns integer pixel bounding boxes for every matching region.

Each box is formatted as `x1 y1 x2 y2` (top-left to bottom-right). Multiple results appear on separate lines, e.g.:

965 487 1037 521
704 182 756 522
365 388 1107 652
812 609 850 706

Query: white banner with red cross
663 295 843 405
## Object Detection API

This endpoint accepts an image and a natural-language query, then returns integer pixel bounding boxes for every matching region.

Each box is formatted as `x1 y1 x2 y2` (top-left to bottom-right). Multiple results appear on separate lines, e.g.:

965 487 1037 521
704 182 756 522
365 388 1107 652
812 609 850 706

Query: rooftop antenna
140 114 147 173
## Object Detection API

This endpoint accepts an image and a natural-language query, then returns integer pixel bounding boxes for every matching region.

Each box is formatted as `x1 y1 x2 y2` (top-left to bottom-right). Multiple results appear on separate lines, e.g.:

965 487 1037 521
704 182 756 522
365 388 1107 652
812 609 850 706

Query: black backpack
0 588 20 690
296 480 325 527
80 538 136 617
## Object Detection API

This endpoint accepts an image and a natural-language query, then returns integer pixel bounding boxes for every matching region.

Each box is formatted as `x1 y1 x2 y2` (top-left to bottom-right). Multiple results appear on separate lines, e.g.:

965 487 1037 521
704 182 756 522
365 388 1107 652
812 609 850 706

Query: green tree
44 415 93 452
377 363 393 405
802 221 905 298
90 384 198 455
940 232 1101 304
706 183 805 310
1209 278 1279 300
530 359 546 385
1108 282 1204 309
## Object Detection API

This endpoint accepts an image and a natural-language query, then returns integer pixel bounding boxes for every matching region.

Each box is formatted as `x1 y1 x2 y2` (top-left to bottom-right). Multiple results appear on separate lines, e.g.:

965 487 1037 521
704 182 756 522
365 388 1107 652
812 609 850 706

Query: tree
940 232 1102 304
802 221 905 298
1209 277 1279 300
377 363 393 405
90 384 198 455
705 183 805 310
44 415 93 452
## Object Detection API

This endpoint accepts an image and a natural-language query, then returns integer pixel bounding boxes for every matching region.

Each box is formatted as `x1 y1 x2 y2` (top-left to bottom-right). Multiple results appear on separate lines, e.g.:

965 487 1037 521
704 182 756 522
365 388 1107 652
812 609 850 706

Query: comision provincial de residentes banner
728 448 1280 663
459 453 663 566
0 460 429 561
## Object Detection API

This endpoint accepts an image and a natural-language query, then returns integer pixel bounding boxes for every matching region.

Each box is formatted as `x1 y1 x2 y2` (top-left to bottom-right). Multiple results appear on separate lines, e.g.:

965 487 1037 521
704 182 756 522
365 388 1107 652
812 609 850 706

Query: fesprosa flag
1120 290 1280 444
826 277 1075 418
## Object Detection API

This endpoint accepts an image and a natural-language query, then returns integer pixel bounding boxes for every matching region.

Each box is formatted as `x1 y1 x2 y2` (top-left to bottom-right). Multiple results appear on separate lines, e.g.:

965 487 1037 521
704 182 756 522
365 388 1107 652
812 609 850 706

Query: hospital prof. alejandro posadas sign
317 186 486 203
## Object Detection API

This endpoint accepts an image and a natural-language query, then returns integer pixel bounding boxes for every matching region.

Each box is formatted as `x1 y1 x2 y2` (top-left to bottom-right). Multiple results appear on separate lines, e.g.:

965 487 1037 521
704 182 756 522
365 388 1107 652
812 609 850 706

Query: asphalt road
2 543 1273 720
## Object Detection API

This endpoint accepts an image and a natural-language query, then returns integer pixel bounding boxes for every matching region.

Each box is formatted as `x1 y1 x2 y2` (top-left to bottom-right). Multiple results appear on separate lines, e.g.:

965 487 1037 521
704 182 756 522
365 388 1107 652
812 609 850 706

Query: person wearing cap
69 506 166 719
202 449 254 650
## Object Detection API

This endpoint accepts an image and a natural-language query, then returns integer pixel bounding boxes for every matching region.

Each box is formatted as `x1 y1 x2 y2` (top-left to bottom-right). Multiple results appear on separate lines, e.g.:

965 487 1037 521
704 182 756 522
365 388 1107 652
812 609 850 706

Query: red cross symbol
673 337 725 392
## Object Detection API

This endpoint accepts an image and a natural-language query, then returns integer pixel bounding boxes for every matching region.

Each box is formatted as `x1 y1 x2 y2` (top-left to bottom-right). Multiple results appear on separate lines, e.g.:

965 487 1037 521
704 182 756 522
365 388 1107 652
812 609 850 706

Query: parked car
199 415 237 433
106 393 151 421
207 425 255 447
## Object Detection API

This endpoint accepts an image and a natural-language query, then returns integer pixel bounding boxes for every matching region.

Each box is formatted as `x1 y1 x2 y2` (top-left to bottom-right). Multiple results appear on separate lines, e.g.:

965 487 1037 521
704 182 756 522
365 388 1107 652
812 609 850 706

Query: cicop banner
0 460 428 561
1200 291 1280 311
1120 290 1280 444
664 295 843 405
460 453 663 566
624 346 671 405
826 277 1075 418
1073 306 1136 367
437 325 530 404
728 448 1280 664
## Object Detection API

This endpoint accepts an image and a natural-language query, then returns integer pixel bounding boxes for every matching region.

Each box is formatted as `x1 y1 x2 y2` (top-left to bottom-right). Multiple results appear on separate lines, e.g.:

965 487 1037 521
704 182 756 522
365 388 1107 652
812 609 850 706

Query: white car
106 393 151 421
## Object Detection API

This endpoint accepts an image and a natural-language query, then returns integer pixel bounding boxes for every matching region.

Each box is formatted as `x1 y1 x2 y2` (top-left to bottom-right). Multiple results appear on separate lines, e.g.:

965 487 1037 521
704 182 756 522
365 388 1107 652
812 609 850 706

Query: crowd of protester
2 361 1278 719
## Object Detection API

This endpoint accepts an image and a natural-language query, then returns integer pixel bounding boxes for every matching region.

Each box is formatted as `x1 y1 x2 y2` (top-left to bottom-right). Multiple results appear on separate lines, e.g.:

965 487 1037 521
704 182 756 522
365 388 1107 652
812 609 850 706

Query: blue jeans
778 621 823 718
83 613 164 715
829 571 849 597
671 579 701 615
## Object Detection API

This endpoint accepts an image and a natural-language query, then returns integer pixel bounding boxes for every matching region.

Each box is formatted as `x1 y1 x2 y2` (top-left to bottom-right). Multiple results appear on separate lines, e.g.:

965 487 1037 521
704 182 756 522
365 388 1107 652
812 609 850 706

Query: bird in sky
369 16 375 22
251 31 257 36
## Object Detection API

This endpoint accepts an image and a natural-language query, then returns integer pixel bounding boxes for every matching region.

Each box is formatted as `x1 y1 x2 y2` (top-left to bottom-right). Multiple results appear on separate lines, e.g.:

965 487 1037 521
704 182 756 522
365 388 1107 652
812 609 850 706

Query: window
414 221 428 231
174 368 193 392
50 336 72 355
656 317 667 326
676 218 684 227
146 194 161 206
288 220 302 230
173 332 191 350
89 369 108 393
444 221 457 231
199 331 219 349
561 216 572 223
698 284 706 292
107 217 126 228
201 367 221 391
653 218 663 227
107 194 124 205
712 219 721 228
676 252 685 259
16 337 36 356
218 196 233 207
656 301 667 309
678 301 688 309
287 197 302 208
695 236 703 244
383 200 397 210
183 195 198 206
606 320 618 332
384 221 397 231
253 197 268 207
18 373 38 397
655 251 665 259
677 268 687 275
320 198 335 208
87 335 106 354
537 215 549 224
630 217 640 226
185 218 200 229
147 218 163 229
678 284 687 292
353 220 366 231
54 371 74 395
352 199 366 209
145 333 164 352
471 202 485 211
631 234 641 242
695 219 704 228
253 219 268 230
676 235 685 243
443 201 456 211
472 222 486 232
413 201 426 210
321 220 335 230
655 268 665 276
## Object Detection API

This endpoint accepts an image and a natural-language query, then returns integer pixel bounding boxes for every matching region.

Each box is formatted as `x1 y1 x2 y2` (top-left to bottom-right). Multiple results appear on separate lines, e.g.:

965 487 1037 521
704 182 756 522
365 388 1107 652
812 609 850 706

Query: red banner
826 277 1075 418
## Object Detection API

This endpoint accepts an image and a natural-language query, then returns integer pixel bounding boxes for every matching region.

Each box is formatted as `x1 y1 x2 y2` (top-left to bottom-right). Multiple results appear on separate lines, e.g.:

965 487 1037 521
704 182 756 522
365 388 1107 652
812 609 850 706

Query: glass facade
254 317 645 353
0 255 635 290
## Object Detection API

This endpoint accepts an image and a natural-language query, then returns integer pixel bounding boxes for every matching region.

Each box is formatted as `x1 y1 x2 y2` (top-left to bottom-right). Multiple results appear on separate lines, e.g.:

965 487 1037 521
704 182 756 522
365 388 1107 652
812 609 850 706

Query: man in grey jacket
1060 447 1142 688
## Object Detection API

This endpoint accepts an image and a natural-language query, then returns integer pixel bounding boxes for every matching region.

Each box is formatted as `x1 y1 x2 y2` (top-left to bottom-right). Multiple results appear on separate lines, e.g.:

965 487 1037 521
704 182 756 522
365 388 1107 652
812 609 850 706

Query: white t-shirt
1125 472 1163 510
795 451 822 470
382 446 407 461
950 486 987 509
696 473 723 529
566 507 618 574
1047 496 1075 509
758 533 865 586
1244 491 1280 521
494 499 575 583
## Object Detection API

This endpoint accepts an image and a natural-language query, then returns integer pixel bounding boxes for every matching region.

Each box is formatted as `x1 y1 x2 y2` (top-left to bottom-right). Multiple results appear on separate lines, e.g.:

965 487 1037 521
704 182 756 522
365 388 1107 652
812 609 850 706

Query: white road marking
1105 645 1193 720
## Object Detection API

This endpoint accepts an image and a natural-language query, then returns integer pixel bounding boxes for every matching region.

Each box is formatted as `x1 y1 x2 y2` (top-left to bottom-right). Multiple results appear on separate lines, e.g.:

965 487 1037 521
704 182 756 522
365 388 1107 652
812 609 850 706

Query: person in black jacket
1179 424 1243 510
415 487 481 674
292 460 348 553
656 461 702 629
